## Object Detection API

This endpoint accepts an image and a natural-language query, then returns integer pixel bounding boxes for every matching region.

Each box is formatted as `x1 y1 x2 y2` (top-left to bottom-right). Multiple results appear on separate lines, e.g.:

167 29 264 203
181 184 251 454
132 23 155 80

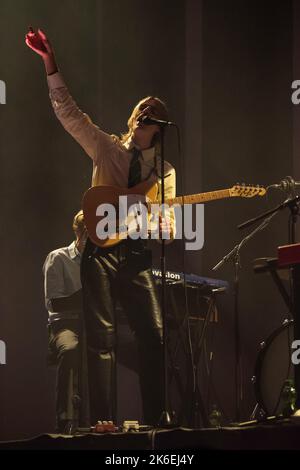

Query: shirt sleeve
47 72 114 163
43 252 65 312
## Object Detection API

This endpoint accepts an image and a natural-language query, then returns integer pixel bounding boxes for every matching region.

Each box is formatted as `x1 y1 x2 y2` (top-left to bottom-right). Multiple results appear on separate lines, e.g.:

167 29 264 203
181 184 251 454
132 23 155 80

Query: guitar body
82 180 159 248
82 181 266 248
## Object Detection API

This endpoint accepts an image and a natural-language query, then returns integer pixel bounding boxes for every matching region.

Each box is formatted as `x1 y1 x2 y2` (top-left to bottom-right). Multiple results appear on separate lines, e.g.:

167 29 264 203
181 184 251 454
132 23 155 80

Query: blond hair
120 96 168 145
72 210 85 235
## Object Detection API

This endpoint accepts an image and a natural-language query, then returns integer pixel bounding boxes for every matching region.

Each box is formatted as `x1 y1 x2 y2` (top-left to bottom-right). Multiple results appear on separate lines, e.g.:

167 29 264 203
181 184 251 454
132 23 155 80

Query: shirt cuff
47 72 66 90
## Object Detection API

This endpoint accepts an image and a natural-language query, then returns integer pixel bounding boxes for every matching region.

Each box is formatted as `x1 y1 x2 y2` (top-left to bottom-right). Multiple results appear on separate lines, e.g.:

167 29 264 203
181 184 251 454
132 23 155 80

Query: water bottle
281 379 297 417
208 404 222 428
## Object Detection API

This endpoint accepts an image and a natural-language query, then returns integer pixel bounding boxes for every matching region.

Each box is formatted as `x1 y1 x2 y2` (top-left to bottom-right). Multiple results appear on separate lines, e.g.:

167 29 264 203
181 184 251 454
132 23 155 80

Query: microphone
267 176 300 192
138 115 175 127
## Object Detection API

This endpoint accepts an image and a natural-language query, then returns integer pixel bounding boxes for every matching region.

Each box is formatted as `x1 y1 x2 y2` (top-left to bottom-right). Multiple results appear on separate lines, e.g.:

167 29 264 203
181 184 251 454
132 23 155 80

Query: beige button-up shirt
47 72 176 202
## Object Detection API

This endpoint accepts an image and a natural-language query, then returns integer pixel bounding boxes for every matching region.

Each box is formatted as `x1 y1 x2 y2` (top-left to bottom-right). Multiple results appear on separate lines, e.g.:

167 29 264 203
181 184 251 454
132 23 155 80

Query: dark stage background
0 0 299 440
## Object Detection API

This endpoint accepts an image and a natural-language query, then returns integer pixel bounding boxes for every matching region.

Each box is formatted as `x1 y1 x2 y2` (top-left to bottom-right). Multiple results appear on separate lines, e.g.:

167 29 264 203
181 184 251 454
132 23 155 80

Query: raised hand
25 27 53 58
25 27 58 75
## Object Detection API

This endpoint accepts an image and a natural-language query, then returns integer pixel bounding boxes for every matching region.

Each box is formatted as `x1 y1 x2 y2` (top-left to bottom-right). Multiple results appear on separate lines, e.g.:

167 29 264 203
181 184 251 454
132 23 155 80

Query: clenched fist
25 28 53 57
25 28 58 75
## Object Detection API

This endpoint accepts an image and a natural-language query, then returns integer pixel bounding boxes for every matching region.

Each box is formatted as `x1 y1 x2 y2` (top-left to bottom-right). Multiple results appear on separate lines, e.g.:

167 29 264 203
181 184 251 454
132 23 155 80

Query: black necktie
128 147 142 188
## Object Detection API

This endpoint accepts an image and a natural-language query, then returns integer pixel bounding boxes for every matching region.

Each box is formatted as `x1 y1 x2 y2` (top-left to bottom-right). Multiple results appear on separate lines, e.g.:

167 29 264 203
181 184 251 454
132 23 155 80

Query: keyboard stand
163 280 224 428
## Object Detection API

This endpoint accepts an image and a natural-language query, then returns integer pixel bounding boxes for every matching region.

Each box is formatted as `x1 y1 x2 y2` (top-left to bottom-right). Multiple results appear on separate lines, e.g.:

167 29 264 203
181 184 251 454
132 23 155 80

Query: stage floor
1 420 300 450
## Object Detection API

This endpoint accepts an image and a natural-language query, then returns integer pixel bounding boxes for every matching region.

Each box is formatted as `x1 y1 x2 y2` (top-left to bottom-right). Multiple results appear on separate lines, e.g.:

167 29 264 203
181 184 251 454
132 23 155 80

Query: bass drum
254 319 294 416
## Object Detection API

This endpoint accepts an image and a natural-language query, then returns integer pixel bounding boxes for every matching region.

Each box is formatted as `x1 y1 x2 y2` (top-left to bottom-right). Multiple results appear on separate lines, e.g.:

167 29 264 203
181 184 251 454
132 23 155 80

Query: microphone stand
283 177 299 244
213 212 279 423
158 125 176 427
237 197 300 231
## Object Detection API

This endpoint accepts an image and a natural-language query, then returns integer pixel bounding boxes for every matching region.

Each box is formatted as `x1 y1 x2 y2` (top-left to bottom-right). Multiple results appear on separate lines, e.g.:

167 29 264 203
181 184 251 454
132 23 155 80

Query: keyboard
152 268 229 290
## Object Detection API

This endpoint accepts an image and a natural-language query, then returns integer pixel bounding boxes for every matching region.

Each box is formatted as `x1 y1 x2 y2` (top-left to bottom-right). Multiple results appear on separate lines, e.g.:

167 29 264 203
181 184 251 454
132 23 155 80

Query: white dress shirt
43 241 82 322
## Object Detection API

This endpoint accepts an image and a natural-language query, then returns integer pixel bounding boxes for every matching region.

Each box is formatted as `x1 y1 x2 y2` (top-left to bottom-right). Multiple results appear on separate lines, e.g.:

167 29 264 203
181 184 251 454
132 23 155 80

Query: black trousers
80 239 163 425
48 319 80 428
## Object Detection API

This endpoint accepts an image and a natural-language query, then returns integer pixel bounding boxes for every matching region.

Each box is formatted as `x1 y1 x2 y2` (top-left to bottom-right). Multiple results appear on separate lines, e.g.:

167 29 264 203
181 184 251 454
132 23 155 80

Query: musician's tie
128 147 142 188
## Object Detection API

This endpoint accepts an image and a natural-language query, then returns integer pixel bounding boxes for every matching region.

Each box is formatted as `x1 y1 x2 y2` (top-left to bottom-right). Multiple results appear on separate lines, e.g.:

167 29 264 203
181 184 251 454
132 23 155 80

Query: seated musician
43 211 86 434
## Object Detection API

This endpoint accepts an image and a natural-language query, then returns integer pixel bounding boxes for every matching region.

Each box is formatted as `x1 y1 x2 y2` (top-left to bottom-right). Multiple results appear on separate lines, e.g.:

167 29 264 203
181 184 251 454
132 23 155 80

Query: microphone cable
173 123 197 422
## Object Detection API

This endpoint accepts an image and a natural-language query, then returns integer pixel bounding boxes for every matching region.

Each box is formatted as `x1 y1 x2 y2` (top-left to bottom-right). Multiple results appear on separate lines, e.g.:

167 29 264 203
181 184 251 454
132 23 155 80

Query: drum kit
251 256 295 418
232 178 300 422
161 178 300 425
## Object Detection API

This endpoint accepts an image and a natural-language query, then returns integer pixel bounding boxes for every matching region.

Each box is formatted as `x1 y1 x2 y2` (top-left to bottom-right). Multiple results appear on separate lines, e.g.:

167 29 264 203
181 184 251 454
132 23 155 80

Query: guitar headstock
229 183 266 198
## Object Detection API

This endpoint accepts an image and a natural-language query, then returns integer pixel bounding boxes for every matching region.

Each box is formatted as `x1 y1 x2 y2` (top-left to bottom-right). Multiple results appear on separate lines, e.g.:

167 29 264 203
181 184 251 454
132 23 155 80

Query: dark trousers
48 319 80 428
81 239 163 425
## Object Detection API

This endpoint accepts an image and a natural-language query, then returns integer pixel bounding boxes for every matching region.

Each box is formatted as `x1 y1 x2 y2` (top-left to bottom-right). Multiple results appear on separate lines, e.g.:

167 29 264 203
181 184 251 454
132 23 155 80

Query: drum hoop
254 319 294 415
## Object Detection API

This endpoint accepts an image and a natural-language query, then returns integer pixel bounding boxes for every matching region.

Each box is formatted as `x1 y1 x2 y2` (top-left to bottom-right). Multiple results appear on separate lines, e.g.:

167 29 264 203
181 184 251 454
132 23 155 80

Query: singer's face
131 98 160 148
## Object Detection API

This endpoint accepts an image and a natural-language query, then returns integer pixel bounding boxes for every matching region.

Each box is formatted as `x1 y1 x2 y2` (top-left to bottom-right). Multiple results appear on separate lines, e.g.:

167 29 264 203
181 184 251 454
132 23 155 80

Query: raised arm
25 28 113 162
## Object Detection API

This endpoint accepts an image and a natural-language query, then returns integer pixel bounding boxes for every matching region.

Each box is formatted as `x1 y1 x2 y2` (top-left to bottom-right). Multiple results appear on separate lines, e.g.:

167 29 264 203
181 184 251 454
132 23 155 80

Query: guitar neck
158 189 232 206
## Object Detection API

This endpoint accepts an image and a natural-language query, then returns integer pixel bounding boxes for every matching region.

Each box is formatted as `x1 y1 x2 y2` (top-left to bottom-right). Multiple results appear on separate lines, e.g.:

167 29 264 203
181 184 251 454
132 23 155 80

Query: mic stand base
158 410 177 428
